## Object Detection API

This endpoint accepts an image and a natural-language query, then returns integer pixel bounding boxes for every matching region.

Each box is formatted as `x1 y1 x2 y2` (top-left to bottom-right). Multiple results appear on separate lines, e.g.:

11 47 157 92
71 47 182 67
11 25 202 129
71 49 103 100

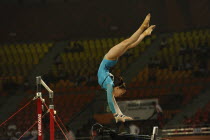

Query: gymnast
97 14 155 123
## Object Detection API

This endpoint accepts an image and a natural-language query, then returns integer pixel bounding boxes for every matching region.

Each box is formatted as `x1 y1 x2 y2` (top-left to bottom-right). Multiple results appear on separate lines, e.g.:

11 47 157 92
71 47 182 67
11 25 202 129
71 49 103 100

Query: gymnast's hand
114 114 133 123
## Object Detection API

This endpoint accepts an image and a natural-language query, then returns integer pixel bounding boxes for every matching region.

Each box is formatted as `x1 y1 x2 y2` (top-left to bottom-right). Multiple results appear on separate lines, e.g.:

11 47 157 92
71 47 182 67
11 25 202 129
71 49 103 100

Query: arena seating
0 42 53 96
183 101 210 127
132 29 210 84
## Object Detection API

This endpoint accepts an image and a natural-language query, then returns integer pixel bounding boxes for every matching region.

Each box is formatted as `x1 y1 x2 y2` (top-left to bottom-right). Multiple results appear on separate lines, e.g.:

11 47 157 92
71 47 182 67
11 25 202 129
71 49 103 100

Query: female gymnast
97 14 155 123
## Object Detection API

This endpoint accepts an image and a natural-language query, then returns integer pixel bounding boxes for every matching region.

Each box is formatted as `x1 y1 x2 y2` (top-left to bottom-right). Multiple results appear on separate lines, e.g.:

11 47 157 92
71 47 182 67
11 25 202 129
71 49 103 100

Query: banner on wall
117 99 158 120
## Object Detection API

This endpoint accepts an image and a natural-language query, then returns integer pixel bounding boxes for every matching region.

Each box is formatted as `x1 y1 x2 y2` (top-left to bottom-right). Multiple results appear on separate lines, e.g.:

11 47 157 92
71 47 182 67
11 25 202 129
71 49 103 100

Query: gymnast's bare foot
141 13 151 30
143 25 156 36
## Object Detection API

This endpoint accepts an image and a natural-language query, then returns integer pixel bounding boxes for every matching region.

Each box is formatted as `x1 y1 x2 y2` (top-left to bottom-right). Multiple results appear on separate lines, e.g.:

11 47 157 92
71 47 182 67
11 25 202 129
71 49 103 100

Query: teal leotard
97 59 117 113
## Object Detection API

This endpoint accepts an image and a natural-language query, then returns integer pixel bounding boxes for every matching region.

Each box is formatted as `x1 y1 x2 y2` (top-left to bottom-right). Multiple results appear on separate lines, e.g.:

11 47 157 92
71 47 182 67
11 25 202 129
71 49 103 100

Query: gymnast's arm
113 96 123 115
106 84 133 122
106 84 117 114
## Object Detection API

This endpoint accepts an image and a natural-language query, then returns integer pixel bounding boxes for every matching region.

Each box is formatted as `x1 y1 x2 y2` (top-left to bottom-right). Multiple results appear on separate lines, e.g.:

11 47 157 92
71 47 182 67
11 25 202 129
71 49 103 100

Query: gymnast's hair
113 76 126 89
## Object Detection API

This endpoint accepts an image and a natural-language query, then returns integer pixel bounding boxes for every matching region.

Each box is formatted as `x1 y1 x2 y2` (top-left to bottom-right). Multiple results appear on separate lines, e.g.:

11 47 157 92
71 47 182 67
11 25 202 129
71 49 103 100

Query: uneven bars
40 79 53 98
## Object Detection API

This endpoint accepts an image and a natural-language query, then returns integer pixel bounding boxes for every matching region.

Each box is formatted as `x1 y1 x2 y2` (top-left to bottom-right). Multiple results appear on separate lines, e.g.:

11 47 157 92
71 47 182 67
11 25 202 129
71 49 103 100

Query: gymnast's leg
105 13 155 60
